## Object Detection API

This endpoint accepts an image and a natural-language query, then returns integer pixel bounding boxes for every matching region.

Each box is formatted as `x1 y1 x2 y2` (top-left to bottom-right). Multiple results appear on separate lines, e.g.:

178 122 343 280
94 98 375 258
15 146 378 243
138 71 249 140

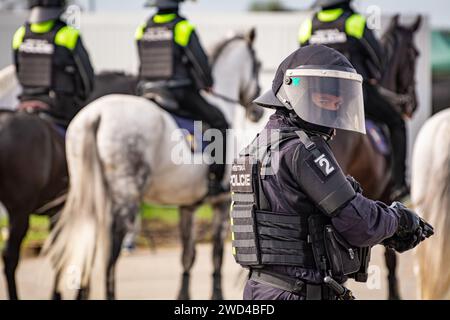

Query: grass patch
0 204 214 251
0 215 50 251
140 203 213 224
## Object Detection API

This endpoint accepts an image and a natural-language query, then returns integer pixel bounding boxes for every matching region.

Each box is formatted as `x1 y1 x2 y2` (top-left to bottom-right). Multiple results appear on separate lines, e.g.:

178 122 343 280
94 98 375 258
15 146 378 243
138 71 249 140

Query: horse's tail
413 110 450 300
43 112 111 298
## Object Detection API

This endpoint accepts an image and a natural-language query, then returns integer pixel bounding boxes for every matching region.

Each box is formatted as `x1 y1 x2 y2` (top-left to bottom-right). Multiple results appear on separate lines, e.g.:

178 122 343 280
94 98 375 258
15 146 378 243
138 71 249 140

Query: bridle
210 35 261 108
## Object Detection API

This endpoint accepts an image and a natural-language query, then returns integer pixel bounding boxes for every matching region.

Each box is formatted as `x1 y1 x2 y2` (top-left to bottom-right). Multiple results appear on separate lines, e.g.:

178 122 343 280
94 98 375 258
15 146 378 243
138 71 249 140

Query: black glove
383 202 434 253
346 176 363 194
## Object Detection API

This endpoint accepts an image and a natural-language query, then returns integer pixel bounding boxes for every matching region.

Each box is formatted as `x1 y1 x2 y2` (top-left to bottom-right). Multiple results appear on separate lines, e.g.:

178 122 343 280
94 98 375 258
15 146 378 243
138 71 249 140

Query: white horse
44 29 265 300
0 65 20 109
411 108 450 300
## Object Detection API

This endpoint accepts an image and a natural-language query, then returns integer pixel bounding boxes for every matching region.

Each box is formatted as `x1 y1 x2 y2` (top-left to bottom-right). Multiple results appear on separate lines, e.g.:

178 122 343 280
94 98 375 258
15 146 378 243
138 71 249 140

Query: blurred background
0 0 449 300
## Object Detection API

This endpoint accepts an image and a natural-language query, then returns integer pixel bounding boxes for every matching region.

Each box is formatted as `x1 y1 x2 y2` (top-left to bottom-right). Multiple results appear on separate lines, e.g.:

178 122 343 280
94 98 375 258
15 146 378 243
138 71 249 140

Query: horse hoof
52 292 62 300
211 291 224 300
177 291 190 300
388 293 401 300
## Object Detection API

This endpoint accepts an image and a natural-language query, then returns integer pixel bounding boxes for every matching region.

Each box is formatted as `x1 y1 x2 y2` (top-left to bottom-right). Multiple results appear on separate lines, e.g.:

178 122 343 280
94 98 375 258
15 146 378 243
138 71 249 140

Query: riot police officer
298 0 409 199
12 0 95 127
230 45 433 300
135 0 229 196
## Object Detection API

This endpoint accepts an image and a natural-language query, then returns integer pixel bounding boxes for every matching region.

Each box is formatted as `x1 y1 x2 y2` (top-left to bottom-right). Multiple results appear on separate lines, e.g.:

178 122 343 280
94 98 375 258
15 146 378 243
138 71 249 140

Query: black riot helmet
28 0 66 23
254 45 366 134
311 0 351 9
145 0 186 10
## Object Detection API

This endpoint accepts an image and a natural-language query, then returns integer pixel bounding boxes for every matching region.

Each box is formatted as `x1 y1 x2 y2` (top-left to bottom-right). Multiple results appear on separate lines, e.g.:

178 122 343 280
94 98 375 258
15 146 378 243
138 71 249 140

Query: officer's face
311 92 343 111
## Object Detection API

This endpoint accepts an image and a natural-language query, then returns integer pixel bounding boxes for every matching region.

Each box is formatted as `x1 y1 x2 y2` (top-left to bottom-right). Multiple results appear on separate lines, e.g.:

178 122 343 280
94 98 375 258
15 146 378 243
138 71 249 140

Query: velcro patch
231 157 256 193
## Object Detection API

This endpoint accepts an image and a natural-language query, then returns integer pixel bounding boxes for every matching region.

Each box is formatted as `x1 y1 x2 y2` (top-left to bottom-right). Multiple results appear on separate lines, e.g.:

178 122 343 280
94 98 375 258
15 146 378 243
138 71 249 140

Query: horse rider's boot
207 128 229 198
390 122 410 201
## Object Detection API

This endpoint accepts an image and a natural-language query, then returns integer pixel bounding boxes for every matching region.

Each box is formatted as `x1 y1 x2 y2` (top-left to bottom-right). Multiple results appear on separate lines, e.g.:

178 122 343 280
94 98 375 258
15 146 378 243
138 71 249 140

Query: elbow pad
295 131 356 217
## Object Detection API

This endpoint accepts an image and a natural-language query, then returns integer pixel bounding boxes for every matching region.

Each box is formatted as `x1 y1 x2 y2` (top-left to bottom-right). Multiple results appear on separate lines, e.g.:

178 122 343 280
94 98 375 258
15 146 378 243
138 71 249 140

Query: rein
210 35 261 108
209 90 241 105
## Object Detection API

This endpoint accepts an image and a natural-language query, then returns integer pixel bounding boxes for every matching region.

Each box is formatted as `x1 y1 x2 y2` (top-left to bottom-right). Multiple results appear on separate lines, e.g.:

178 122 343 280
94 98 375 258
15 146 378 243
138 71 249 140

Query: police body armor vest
17 24 62 88
138 17 183 81
230 130 316 269
310 11 353 59
231 129 371 282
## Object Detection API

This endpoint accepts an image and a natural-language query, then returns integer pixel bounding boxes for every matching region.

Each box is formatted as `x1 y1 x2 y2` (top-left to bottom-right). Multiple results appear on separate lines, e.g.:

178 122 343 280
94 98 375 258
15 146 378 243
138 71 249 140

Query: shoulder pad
345 14 366 39
298 18 312 44
174 20 195 47
135 22 147 40
295 132 356 216
55 26 80 51
12 26 26 50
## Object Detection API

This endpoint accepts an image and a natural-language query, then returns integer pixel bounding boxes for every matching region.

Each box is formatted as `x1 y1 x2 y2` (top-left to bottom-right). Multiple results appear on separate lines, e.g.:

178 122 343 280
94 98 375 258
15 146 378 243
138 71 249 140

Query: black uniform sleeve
331 194 400 247
184 30 214 89
288 137 401 248
73 36 95 100
290 136 356 217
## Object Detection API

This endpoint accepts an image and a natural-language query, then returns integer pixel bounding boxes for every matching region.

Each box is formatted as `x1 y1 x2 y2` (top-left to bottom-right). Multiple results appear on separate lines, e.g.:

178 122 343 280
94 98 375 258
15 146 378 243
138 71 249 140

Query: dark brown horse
330 15 422 300
0 71 138 300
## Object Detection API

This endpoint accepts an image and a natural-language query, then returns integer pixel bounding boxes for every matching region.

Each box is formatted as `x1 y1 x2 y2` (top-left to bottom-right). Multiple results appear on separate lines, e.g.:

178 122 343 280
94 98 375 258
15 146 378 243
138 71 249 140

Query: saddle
143 89 208 153
17 100 67 137
365 118 390 156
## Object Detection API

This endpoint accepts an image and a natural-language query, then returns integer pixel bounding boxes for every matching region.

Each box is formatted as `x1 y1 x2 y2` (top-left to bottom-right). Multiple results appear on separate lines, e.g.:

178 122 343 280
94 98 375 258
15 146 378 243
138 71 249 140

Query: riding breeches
363 83 407 187
172 88 229 182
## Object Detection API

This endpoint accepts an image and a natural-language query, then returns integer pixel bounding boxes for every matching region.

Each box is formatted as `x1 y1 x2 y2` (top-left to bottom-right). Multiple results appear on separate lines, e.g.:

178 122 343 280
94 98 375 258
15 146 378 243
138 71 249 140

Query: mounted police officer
12 0 95 127
135 0 229 197
298 0 409 199
230 45 433 300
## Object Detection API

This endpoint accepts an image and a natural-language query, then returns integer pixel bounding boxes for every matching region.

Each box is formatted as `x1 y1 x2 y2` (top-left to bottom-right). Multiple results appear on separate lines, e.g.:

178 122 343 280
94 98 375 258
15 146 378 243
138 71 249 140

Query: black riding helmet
311 0 351 9
254 45 366 134
145 0 186 10
28 0 66 23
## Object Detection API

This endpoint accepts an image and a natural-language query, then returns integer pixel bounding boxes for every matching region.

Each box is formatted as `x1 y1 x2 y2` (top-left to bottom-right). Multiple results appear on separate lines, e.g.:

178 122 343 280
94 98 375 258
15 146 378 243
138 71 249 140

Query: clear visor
281 68 366 134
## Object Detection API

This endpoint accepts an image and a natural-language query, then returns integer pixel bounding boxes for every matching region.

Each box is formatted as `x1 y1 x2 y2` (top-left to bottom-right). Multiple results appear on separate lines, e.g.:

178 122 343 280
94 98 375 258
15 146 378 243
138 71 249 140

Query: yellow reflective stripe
135 22 147 40
12 26 26 50
232 246 236 256
55 26 80 51
30 20 55 33
230 218 234 226
317 8 344 22
345 14 366 39
153 13 177 24
231 232 235 241
298 19 312 44
174 20 195 47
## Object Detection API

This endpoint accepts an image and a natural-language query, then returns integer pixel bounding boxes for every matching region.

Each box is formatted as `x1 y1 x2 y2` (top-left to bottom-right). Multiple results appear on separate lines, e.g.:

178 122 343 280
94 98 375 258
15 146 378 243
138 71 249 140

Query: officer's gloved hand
346 176 363 194
383 202 434 253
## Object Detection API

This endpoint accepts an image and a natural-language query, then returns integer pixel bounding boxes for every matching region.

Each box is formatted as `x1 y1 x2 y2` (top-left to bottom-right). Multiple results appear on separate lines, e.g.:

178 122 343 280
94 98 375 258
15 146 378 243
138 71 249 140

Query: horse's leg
211 200 231 300
177 205 197 300
2 212 29 300
385 247 400 300
47 215 63 300
51 271 62 300
76 286 90 300
106 217 127 300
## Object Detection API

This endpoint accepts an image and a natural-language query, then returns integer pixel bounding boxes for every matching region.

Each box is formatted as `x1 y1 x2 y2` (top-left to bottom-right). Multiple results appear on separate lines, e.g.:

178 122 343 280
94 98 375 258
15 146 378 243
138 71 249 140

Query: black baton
324 276 355 300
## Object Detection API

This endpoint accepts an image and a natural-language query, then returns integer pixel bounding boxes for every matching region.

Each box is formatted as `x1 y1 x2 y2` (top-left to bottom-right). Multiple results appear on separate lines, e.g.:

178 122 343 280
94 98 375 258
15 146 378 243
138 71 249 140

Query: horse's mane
209 33 246 66
380 26 397 72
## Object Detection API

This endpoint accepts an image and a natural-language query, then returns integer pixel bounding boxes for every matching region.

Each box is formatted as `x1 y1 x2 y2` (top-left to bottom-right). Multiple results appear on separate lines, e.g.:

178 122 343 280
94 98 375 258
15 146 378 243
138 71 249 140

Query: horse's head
210 28 264 123
381 15 422 117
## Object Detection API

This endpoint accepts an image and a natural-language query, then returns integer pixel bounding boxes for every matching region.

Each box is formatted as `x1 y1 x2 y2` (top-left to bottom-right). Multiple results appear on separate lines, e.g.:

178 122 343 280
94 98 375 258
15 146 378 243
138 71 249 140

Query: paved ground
0 243 418 300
